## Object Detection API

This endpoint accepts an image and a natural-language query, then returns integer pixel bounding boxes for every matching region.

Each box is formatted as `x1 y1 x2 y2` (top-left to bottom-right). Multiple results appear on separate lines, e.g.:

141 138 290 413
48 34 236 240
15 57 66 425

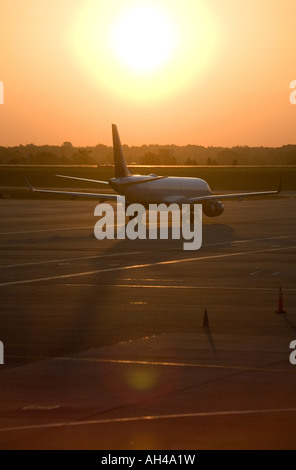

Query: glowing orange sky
0 0 295 147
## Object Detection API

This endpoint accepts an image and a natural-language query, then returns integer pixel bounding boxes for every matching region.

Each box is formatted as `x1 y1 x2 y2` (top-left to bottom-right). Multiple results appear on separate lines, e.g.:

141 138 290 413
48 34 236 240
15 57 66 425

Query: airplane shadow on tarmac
1 221 235 367
59 222 235 357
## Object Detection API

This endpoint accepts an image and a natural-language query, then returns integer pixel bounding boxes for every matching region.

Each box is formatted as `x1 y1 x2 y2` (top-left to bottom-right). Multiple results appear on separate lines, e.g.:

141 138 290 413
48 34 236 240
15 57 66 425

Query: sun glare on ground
70 0 216 102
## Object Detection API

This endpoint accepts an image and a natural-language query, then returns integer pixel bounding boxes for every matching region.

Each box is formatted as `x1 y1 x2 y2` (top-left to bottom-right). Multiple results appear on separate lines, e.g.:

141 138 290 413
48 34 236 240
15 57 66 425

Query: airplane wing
56 175 109 185
186 181 281 203
25 178 117 200
187 189 279 203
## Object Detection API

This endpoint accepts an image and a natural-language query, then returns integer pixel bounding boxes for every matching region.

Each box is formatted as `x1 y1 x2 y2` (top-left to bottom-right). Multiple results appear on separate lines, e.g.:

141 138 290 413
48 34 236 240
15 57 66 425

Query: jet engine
202 200 224 217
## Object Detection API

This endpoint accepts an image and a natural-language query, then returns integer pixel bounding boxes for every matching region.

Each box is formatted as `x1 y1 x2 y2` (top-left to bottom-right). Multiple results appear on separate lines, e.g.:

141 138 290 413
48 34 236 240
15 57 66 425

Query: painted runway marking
206 235 289 247
0 244 296 287
0 235 291 269
6 354 291 373
169 235 290 250
0 225 94 236
0 407 296 433
234 236 288 244
57 356 291 373
0 251 143 269
63 284 296 292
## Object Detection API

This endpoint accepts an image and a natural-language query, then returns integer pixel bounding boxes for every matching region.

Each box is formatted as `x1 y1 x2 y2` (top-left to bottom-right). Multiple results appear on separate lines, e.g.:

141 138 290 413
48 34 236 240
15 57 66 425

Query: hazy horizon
1 140 296 150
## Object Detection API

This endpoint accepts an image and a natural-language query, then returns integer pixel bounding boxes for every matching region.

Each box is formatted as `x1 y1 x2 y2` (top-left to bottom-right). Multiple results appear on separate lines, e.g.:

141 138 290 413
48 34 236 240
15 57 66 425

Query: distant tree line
1 141 296 165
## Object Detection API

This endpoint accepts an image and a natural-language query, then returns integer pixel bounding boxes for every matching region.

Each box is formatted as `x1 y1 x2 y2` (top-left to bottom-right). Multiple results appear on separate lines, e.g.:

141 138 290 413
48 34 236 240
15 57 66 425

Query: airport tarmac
0 196 295 449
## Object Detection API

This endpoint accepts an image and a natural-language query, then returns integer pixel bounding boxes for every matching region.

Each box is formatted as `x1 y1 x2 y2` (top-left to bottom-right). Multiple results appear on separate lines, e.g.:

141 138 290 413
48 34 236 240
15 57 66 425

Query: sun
109 5 178 74
70 0 216 102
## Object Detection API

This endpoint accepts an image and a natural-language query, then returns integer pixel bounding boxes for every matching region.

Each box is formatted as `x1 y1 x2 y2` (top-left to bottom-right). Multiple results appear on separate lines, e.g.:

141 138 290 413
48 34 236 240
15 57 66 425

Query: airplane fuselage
109 175 211 205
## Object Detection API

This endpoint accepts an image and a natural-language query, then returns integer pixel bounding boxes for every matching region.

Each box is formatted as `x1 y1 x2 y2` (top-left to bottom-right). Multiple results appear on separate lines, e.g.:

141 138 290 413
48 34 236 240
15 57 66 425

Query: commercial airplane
27 124 281 218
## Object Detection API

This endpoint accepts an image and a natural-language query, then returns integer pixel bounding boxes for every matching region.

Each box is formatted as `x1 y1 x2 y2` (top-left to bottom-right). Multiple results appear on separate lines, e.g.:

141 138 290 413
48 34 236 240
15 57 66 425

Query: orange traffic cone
276 286 286 314
201 308 211 327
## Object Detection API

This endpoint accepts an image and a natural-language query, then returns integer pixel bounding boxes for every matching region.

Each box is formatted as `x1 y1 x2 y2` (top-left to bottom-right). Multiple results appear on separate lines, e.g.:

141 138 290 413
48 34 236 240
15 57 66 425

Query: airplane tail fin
112 124 132 178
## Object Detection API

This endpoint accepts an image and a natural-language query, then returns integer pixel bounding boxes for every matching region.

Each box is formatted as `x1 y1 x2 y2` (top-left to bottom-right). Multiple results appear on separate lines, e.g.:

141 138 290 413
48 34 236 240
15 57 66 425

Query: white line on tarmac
0 235 290 270
0 244 296 288
63 284 296 292
233 236 288 244
57 356 291 373
0 226 93 236
206 235 289 247
0 251 143 269
5 354 290 373
0 408 296 433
